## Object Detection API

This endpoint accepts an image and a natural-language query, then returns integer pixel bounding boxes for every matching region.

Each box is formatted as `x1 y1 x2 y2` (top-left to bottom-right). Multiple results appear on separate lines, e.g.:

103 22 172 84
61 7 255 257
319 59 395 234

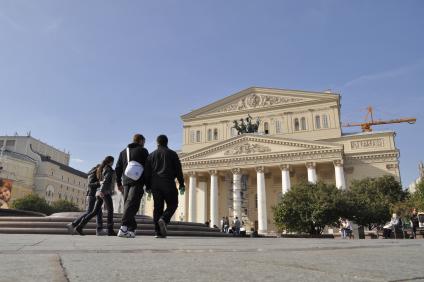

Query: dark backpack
87 166 100 188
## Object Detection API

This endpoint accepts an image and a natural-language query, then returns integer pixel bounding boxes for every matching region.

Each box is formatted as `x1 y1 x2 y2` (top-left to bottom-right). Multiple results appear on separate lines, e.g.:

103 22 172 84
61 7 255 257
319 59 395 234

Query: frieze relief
224 142 272 156
217 93 304 113
351 138 385 150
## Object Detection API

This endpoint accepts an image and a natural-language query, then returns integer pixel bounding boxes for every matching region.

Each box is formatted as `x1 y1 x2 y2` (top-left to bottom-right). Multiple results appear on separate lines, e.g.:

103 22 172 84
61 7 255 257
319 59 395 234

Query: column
306 162 317 184
176 181 186 222
197 181 207 223
232 168 242 219
188 172 197 222
334 160 346 190
209 170 219 228
256 166 268 234
280 164 291 194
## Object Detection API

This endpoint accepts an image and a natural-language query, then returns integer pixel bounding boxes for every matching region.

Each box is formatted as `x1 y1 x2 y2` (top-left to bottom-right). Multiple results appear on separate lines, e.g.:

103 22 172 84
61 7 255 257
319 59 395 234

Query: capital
187 171 197 177
333 160 344 167
209 170 218 176
279 164 290 171
255 166 265 173
306 162 316 169
231 168 241 175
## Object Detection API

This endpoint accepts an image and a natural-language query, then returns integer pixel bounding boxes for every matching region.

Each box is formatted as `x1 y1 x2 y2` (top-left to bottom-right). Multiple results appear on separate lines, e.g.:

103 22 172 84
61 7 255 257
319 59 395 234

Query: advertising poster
0 178 13 209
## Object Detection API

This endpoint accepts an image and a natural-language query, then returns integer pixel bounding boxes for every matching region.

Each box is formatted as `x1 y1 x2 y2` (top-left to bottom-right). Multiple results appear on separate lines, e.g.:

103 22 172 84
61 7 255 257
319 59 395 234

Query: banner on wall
0 178 13 209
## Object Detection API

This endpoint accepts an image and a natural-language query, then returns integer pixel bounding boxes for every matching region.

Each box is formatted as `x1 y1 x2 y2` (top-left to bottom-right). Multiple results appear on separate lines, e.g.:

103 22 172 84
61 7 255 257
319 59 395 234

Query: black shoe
158 218 167 238
108 229 117 236
75 226 84 236
154 232 166 239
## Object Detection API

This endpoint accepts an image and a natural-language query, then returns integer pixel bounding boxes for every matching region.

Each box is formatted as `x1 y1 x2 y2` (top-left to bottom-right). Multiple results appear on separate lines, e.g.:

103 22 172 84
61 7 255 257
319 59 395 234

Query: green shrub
51 200 80 213
11 194 54 215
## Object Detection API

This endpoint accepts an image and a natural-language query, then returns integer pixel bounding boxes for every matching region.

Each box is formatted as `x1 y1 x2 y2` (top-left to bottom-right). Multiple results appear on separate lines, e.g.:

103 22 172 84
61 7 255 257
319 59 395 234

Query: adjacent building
0 135 87 209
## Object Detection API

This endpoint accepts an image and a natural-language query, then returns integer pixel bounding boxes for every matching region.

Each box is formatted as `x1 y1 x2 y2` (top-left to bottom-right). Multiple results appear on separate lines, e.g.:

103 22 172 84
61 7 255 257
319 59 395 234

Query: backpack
124 147 144 181
88 166 99 185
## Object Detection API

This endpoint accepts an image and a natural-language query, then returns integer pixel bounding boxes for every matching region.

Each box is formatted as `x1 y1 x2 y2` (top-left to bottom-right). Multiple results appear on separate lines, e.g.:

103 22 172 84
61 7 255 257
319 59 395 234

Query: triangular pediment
180 134 343 162
181 87 339 120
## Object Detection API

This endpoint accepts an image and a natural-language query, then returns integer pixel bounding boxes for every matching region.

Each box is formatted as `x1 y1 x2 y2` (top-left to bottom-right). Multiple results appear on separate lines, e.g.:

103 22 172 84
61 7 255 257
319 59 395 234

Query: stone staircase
0 212 229 237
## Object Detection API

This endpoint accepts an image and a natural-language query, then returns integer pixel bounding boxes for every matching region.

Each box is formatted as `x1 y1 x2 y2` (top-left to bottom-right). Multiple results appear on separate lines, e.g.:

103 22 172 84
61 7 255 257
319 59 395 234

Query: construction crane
343 106 416 132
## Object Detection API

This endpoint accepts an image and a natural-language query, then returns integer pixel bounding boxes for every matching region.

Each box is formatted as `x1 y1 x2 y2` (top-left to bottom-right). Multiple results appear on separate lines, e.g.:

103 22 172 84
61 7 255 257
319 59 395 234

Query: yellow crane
343 106 416 132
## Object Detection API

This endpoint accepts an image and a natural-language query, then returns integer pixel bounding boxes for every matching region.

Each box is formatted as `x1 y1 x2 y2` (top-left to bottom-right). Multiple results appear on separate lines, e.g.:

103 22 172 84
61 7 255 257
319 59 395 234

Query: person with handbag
74 156 116 236
144 135 185 238
115 134 149 238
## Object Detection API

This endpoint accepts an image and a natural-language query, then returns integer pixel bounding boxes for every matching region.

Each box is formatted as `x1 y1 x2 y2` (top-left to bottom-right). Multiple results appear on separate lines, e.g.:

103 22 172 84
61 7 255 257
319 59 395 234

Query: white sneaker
117 227 132 238
128 231 136 238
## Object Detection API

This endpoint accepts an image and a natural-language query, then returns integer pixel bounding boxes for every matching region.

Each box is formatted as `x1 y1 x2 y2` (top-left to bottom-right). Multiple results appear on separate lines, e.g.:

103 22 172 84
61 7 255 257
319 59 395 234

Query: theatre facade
144 87 400 234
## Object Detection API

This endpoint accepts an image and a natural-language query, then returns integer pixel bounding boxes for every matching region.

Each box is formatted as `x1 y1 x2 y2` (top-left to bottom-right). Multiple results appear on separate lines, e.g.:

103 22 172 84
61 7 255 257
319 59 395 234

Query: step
0 228 230 237
0 222 219 232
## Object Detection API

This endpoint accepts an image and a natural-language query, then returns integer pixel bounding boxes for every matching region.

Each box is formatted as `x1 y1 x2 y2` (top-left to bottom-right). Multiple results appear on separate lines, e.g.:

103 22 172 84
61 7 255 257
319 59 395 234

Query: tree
341 175 406 229
273 182 341 235
11 194 54 215
407 180 424 212
51 200 80 213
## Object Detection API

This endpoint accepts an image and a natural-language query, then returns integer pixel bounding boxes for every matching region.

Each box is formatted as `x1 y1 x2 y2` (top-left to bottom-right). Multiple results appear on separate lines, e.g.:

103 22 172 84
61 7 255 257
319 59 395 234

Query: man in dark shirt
115 134 149 238
144 135 185 238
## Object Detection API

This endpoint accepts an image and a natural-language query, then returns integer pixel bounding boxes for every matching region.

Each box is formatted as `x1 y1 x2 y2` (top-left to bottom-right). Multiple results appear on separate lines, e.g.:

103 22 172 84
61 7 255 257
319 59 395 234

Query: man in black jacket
144 135 185 238
115 134 149 238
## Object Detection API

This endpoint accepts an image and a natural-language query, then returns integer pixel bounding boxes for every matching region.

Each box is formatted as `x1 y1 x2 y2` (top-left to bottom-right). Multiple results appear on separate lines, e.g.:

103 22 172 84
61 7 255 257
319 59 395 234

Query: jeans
121 185 144 231
151 179 178 234
72 196 103 230
77 194 114 231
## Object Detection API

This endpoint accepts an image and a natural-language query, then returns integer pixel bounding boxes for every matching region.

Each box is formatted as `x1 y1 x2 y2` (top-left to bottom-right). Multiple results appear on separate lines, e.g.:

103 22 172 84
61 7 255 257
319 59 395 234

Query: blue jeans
72 196 103 230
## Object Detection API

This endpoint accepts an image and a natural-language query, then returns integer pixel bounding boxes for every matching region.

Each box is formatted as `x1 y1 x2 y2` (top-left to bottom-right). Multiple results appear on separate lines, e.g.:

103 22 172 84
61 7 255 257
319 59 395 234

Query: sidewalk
1 234 423 282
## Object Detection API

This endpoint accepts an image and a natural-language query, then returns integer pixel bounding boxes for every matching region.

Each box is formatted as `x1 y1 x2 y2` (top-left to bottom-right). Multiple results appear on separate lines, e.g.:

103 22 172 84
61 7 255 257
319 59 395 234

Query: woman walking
75 156 116 236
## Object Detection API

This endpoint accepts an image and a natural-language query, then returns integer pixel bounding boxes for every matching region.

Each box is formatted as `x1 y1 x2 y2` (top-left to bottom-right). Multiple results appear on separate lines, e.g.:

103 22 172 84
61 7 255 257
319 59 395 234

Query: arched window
294 118 300 131
275 120 281 134
264 122 269 134
196 130 201 142
208 129 212 141
190 131 195 143
322 115 329 128
301 117 307 130
207 129 212 141
213 128 218 140
315 115 321 129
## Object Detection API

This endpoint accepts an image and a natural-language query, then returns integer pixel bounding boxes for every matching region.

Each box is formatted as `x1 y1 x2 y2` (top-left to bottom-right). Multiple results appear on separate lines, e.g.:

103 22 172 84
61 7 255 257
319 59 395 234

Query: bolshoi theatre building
143 87 400 235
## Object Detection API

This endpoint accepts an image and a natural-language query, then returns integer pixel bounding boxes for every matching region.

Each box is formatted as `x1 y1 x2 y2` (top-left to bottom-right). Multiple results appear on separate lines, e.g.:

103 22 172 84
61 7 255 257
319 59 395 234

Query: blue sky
1 1 423 186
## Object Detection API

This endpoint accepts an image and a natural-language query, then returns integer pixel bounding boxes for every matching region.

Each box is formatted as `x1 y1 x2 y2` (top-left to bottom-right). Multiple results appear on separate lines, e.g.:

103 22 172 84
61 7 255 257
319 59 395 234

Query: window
196 130 201 142
322 115 329 128
190 131 195 143
5 140 15 149
275 120 281 134
294 118 300 131
301 117 307 130
0 140 4 148
207 129 212 141
213 129 218 140
264 122 269 134
231 127 237 137
315 115 321 129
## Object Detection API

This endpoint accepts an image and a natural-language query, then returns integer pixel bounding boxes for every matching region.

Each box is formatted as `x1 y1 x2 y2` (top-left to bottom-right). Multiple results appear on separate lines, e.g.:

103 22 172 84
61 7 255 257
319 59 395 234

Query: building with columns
143 87 400 234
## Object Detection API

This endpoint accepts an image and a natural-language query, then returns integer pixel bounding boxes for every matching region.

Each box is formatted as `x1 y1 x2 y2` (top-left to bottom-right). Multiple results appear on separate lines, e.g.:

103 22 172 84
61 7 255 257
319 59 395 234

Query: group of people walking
67 134 185 238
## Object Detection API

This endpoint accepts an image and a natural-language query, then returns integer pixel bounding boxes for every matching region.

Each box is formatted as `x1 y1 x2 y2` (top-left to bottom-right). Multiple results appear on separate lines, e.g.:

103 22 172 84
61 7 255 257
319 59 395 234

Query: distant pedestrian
144 135 185 238
75 156 116 236
234 217 241 236
115 134 149 238
383 213 399 239
410 208 419 239
67 165 105 236
340 218 352 239
224 216 230 233
220 217 225 232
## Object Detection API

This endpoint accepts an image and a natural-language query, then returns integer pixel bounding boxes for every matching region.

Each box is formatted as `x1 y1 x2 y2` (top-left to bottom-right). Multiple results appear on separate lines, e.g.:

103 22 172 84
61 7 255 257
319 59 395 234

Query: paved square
0 235 423 282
